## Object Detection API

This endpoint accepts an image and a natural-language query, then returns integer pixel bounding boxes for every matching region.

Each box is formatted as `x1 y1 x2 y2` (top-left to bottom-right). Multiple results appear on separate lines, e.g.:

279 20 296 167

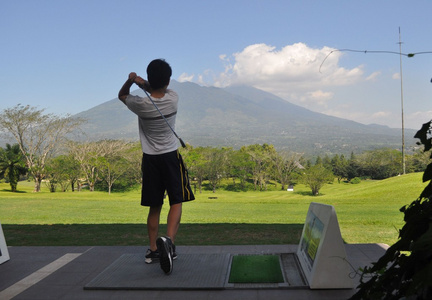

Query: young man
118 59 194 275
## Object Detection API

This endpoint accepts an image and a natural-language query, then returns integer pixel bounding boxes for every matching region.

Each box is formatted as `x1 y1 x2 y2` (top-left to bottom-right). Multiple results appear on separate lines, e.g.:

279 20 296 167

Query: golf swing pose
118 59 195 275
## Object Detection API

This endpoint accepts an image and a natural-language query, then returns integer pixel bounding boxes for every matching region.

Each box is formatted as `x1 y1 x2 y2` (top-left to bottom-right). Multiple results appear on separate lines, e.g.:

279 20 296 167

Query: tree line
0 104 429 195
1 138 429 195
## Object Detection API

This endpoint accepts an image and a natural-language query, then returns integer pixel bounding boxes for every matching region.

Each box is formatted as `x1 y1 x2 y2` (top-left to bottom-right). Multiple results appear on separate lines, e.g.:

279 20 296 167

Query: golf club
141 88 186 148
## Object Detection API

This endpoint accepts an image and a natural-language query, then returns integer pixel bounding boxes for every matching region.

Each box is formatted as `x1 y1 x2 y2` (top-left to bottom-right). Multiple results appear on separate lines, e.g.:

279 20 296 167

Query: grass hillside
0 173 425 246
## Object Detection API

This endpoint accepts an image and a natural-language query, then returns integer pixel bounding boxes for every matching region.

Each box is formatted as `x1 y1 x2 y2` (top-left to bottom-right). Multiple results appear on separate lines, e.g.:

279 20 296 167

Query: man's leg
166 203 182 243
147 205 162 251
156 203 181 275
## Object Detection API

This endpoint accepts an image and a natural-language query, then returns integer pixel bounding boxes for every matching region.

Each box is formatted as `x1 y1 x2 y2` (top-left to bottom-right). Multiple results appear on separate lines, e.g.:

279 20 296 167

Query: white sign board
0 222 10 264
297 202 353 289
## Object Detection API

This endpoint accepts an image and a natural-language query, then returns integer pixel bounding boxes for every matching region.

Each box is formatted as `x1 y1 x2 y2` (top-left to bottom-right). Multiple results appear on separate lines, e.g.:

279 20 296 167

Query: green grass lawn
0 173 426 247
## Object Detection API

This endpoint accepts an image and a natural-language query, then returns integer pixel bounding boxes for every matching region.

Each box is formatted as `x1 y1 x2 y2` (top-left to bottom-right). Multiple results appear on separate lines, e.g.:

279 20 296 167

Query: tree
61 155 82 192
301 164 334 196
407 148 431 173
68 141 104 191
182 146 209 194
69 140 134 193
205 147 228 193
97 141 134 194
332 154 349 183
322 154 332 171
44 155 80 192
271 151 302 190
122 142 144 186
44 159 61 192
228 149 254 189
357 148 402 179
0 144 27 192
0 104 84 192
346 152 361 180
243 144 276 191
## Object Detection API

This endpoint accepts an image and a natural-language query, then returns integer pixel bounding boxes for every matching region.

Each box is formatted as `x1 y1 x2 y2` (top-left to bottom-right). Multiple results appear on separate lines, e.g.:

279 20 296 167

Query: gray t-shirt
125 89 178 155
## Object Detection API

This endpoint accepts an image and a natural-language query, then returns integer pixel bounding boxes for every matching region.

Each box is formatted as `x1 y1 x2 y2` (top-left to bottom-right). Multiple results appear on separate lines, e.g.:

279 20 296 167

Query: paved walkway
0 244 388 300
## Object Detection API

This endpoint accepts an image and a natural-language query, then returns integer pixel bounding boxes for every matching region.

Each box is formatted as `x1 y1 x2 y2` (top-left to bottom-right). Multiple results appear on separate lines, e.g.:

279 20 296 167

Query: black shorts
141 150 195 207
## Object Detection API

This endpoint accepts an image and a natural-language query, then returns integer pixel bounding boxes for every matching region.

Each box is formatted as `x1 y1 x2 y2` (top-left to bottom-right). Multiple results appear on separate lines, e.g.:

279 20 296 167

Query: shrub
350 177 361 184
350 121 432 299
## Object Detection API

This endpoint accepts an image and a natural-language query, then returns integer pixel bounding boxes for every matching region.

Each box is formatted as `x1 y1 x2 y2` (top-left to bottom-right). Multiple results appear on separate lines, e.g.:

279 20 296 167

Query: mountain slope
74 80 416 157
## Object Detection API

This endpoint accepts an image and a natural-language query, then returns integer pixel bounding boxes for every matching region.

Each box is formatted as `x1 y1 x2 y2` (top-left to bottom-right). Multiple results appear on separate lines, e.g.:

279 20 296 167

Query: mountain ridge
74 80 416 157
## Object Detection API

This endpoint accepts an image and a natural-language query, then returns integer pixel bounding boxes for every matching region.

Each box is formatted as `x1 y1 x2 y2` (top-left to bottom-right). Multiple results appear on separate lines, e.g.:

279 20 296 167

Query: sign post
297 202 354 289
0 222 10 264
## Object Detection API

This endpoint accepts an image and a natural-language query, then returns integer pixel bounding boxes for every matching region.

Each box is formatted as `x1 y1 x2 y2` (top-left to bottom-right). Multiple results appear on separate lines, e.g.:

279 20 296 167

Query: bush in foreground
351 121 432 299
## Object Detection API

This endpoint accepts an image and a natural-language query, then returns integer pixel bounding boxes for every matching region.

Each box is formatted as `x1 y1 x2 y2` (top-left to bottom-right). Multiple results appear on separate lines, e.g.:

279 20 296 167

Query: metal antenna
399 27 406 174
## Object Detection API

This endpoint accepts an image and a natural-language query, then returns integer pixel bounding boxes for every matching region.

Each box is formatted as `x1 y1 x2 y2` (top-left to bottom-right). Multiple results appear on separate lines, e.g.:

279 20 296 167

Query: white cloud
299 90 334 107
216 43 363 85
189 42 406 127
219 54 228 61
178 72 194 82
371 111 392 118
324 110 424 129
392 73 400 80
308 90 333 101
321 108 367 123
320 107 401 127
366 71 381 81
210 43 364 107
406 111 432 129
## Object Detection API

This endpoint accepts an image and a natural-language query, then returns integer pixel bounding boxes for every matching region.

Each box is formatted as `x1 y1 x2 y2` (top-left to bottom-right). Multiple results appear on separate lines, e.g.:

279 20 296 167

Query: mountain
74 80 417 157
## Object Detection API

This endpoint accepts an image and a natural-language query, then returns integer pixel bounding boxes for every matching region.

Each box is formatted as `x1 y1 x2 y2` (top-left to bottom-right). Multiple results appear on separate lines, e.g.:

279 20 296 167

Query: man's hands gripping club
118 72 150 102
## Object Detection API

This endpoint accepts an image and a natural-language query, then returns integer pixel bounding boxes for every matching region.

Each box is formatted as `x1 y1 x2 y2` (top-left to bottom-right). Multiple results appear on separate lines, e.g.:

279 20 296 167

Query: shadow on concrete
2 223 304 246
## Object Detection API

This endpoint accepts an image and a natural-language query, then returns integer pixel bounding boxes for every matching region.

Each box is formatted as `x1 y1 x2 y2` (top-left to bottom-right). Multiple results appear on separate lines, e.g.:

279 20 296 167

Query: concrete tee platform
0 243 387 300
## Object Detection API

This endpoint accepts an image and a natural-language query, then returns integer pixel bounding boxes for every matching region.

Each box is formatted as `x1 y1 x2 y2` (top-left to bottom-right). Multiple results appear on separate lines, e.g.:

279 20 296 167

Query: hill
74 80 417 157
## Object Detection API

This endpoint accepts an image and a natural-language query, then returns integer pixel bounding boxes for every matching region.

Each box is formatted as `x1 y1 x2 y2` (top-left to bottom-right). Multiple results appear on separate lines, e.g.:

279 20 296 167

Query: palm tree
0 144 28 192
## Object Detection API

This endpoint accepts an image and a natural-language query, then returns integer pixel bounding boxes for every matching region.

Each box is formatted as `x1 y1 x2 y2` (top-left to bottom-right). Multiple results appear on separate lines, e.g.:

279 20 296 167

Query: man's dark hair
147 59 172 90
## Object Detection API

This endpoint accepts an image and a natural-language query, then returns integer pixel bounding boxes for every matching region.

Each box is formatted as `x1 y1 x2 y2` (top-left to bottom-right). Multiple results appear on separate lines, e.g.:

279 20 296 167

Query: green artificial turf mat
228 255 284 283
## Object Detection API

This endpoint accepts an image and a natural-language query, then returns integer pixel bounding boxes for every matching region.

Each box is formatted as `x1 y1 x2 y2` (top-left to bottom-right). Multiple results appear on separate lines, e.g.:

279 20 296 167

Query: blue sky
1 0 431 129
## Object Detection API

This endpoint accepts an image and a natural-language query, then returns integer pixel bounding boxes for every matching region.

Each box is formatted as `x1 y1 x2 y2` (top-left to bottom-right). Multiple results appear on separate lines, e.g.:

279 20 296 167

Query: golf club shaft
141 88 186 148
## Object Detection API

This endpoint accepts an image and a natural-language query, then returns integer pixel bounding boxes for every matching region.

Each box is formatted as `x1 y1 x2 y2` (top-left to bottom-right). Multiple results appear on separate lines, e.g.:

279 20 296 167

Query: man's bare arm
118 72 136 103
118 72 151 104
